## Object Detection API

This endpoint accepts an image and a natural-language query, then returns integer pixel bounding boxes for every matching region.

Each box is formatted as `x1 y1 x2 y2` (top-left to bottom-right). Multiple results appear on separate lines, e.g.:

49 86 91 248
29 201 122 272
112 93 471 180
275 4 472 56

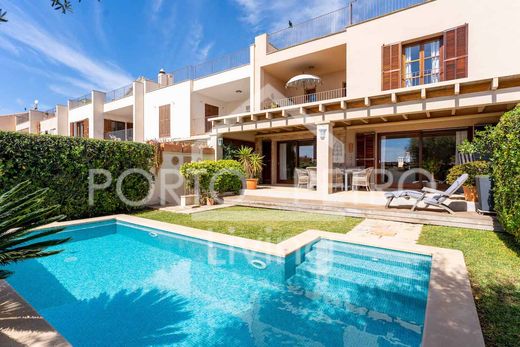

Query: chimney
158 69 167 86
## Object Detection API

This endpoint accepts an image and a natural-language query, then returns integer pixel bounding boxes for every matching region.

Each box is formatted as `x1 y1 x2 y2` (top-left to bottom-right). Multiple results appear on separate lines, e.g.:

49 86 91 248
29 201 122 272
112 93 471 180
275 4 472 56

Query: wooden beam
251 114 258 121
478 106 486 113
451 109 456 116
391 93 397 103
426 111 431 118
454 83 460 95
364 97 371 107
318 104 326 113
300 107 308 115
281 109 288 117
380 117 388 122
402 114 409 120
421 88 427 99
236 116 244 123
360 119 369 124
340 100 347 110
492 77 499 90
265 112 273 119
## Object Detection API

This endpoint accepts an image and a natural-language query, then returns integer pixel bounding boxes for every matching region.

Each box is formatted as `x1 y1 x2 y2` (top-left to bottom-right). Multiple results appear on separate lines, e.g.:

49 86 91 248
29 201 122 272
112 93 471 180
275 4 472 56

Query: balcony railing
267 7 349 53
105 84 133 103
165 47 250 86
104 129 133 141
192 48 250 79
15 113 29 125
262 87 346 110
69 94 92 109
267 0 428 53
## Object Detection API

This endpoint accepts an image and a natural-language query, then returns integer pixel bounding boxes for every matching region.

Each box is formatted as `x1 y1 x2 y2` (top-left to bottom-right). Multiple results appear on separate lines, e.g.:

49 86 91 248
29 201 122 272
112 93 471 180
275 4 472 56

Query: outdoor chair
351 167 374 191
384 173 468 214
331 168 345 191
306 167 317 190
295 168 309 188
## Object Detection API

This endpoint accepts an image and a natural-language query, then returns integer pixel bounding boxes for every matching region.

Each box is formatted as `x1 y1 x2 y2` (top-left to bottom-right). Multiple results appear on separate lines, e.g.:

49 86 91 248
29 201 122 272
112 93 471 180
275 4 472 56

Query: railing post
349 1 354 26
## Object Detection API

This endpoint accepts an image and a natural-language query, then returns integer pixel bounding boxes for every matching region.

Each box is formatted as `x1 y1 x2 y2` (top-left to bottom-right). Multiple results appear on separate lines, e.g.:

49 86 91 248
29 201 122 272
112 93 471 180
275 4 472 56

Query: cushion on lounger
384 191 424 199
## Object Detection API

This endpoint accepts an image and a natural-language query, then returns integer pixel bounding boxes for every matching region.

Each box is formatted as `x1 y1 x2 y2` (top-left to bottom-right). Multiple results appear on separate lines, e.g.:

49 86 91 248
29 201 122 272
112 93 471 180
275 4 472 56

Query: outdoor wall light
318 128 327 140
235 90 243 94
217 138 223 146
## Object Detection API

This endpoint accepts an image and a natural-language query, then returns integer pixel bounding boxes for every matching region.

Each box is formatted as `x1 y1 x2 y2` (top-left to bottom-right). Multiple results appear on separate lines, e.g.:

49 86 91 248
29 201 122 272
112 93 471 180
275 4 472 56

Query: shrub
446 161 489 187
180 160 244 196
0 132 154 219
487 106 520 241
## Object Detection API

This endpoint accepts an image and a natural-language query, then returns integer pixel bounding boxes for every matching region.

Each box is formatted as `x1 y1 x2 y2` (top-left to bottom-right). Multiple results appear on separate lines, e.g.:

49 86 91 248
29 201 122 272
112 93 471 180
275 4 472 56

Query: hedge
0 131 154 220
180 160 244 196
489 107 520 241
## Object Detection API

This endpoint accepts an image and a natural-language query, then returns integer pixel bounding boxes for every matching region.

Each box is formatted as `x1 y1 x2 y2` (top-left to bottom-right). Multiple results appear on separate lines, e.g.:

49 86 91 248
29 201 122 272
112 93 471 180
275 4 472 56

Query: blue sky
0 0 343 114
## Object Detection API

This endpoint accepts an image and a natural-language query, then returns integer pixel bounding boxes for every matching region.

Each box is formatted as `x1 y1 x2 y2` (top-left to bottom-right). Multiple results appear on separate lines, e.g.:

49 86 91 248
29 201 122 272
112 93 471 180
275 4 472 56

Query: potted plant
446 161 489 202
236 146 264 190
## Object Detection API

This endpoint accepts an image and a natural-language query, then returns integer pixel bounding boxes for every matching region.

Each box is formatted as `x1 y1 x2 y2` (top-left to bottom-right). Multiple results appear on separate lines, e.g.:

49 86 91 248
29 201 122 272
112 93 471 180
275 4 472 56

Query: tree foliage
1 1 99 23
0 181 69 279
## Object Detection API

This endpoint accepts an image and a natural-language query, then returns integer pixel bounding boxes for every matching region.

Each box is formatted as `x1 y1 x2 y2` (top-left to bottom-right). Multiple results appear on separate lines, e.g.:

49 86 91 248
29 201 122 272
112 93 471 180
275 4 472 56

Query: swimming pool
6 219 432 346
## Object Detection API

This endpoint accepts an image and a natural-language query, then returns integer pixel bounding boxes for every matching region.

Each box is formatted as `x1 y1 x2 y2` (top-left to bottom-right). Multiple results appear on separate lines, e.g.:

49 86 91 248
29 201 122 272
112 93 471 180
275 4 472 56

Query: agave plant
236 146 264 179
0 181 70 279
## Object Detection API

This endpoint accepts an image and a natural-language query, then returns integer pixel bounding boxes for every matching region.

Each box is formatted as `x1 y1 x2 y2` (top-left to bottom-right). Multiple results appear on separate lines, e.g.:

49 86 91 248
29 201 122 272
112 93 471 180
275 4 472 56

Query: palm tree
236 146 264 190
0 181 70 279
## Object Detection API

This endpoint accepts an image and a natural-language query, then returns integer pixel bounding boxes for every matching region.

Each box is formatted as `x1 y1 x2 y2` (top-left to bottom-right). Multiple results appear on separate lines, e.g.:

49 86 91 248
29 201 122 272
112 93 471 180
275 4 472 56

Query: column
209 133 223 161
316 122 333 195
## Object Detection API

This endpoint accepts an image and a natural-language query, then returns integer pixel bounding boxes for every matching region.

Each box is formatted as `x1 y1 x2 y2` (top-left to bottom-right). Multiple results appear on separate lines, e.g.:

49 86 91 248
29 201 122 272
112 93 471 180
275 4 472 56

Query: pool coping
6 214 484 347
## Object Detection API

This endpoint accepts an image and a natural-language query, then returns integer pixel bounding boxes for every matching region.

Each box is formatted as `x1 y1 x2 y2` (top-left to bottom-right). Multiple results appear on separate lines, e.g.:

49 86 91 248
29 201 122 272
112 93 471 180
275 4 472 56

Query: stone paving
346 218 423 244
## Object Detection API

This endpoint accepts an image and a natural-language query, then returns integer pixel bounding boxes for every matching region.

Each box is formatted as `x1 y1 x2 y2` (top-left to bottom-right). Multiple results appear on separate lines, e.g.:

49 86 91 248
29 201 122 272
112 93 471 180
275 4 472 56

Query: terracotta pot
246 178 258 190
463 185 479 202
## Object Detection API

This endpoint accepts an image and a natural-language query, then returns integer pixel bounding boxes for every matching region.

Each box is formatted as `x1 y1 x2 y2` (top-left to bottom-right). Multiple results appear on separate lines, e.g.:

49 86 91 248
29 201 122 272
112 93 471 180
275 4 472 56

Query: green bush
446 161 489 187
0 132 154 219
487 107 520 241
180 160 244 196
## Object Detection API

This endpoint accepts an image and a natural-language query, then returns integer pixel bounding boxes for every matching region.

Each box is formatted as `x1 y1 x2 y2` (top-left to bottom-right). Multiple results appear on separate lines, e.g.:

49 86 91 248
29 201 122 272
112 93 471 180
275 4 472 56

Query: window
159 104 171 138
403 39 441 87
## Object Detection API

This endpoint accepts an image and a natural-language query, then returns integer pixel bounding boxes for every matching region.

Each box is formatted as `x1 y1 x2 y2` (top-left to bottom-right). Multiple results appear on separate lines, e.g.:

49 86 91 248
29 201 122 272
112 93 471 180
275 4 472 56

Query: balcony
266 0 429 53
105 84 133 103
263 88 346 110
104 128 133 141
70 94 92 109
168 47 251 85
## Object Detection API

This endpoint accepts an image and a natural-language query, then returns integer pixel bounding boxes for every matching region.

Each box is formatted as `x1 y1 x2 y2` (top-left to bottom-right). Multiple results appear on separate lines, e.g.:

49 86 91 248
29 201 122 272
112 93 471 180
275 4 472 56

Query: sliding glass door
379 130 461 188
278 140 316 183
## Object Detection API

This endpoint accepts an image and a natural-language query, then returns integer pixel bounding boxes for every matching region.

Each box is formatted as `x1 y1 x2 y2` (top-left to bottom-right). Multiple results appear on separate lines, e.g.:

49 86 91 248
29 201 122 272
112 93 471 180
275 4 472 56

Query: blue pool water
6 220 431 346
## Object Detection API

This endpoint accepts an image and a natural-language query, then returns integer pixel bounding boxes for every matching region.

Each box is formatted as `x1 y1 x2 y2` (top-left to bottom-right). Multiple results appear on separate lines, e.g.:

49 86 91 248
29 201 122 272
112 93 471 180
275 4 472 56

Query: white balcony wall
192 65 251 91
104 95 133 113
39 117 57 134
144 81 192 140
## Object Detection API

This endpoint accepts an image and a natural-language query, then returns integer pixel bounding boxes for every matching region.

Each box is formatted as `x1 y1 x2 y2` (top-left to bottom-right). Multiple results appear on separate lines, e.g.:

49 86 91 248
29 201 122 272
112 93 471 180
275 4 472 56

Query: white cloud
187 22 214 63
0 3 133 92
233 0 344 32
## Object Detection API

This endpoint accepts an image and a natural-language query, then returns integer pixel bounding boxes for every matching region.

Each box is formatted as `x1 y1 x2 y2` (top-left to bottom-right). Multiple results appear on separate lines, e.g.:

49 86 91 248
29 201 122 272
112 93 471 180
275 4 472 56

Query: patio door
379 130 460 188
277 140 316 184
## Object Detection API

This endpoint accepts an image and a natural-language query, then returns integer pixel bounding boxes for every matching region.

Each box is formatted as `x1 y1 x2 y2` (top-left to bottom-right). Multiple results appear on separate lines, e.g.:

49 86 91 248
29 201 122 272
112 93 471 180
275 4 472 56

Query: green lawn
418 226 520 347
135 206 361 243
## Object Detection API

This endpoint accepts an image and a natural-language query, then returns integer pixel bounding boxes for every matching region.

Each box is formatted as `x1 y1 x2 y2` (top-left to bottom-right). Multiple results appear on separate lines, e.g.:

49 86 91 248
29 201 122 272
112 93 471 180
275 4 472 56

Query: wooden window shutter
159 105 171 138
382 43 401 91
443 24 468 81
83 119 89 138
70 123 74 136
104 119 112 134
